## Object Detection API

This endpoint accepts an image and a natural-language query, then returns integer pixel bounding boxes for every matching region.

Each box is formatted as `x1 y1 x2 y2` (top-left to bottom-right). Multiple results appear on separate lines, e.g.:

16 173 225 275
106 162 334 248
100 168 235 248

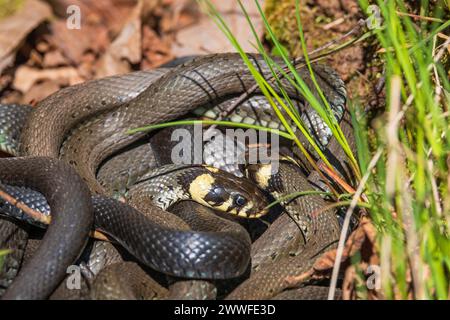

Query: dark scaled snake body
0 53 354 299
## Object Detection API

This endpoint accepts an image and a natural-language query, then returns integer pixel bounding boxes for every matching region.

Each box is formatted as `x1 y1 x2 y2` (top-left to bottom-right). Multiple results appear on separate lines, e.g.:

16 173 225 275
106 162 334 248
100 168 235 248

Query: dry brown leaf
141 25 174 69
42 50 70 68
0 54 15 75
95 0 144 77
45 1 139 65
76 52 97 79
283 269 317 289
142 0 163 17
48 0 138 36
282 216 379 292
342 265 356 300
0 74 12 92
47 20 110 65
21 80 61 104
362 217 378 249
13 65 82 93
313 219 370 272
0 0 52 74
334 217 382 300
159 0 197 33
169 0 264 56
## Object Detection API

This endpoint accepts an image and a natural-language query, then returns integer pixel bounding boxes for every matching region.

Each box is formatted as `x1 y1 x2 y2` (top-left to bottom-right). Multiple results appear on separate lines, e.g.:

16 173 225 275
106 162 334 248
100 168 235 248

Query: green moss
264 0 300 55
0 0 25 20
264 0 335 56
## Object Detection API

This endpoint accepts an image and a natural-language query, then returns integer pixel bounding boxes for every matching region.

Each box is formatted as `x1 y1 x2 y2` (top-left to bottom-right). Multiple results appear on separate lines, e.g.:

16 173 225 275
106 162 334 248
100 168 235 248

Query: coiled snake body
0 53 352 299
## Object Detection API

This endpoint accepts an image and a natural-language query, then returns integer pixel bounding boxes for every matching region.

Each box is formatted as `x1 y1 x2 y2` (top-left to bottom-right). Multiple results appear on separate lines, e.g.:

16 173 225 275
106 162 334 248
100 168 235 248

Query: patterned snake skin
0 53 350 299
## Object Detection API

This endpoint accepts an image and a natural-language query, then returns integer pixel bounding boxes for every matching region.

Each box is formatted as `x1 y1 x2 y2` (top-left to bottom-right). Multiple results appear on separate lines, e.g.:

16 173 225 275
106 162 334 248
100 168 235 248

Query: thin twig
0 186 51 225
385 76 402 197
322 17 345 30
0 186 109 241
396 11 444 23
319 163 359 196
433 36 450 63
310 18 366 55
284 268 315 287
328 148 382 300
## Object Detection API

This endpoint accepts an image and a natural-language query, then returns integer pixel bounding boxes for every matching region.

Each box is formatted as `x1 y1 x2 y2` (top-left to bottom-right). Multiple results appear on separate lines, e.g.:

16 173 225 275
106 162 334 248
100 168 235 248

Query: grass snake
0 53 351 299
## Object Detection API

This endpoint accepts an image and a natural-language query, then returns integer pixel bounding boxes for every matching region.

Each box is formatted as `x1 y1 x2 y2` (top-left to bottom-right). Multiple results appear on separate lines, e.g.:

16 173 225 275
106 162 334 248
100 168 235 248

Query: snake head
189 166 269 218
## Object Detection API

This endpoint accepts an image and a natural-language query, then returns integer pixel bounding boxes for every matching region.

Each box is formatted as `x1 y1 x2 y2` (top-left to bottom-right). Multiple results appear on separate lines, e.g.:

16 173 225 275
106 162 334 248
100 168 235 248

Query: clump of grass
355 0 449 299
199 0 449 299
199 0 361 194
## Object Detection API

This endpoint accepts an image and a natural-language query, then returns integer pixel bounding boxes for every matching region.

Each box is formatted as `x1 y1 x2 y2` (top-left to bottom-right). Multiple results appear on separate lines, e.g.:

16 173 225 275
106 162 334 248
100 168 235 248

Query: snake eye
234 194 247 207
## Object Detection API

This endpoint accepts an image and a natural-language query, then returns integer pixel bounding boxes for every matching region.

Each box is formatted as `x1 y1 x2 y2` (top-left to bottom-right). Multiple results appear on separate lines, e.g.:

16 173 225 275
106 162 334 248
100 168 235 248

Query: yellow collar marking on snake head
204 166 220 173
190 175 234 213
253 164 272 189
189 174 216 206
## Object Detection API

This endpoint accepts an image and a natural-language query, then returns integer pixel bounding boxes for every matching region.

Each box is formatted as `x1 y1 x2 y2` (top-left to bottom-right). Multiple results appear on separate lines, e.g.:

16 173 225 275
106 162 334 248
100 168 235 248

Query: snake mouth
242 209 268 219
